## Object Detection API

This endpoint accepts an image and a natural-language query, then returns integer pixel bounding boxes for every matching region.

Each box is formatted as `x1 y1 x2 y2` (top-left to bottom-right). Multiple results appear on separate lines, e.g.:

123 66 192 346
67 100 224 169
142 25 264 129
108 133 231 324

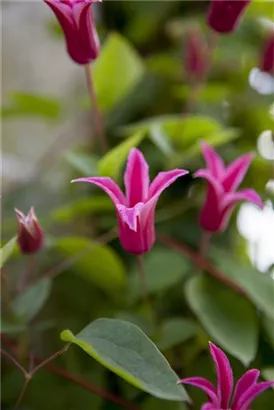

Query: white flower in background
237 201 274 273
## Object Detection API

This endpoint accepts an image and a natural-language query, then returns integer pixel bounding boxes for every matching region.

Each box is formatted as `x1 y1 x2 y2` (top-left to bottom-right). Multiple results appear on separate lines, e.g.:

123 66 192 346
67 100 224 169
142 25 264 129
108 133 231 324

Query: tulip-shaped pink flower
207 0 251 34
260 34 274 74
72 148 188 254
15 207 44 254
44 0 100 64
195 142 263 233
179 342 274 410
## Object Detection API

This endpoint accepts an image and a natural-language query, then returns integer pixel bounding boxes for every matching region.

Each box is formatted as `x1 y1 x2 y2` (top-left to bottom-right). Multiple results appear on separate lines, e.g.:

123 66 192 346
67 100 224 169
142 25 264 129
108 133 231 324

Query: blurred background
1 1 274 409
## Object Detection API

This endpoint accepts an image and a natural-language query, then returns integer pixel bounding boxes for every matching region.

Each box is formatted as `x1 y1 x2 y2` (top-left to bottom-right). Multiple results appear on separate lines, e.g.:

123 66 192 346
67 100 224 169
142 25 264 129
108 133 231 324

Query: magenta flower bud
15 207 44 254
72 149 188 254
207 0 251 34
44 0 100 65
179 342 274 410
195 142 263 233
260 34 274 74
185 29 208 83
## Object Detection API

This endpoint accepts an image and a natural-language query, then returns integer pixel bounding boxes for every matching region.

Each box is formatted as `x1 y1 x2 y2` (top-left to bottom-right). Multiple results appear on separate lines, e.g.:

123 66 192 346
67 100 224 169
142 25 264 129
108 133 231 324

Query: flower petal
201 404 215 410
116 202 144 232
221 189 263 211
233 381 274 410
124 148 150 207
149 169 188 199
71 177 126 205
222 153 254 192
200 141 225 178
231 369 260 410
179 377 218 405
209 342 234 409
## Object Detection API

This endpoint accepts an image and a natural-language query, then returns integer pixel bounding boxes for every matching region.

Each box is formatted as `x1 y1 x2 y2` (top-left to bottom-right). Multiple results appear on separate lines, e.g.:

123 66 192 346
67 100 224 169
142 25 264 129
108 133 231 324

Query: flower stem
84 64 108 153
1 272 15 321
136 254 148 303
199 231 211 257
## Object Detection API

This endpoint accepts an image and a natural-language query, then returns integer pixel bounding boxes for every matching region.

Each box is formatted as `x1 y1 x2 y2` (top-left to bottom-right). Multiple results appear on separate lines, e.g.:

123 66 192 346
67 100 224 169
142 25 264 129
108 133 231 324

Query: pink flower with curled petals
195 142 263 233
207 0 251 34
179 342 274 410
72 148 188 254
15 207 44 254
44 0 100 65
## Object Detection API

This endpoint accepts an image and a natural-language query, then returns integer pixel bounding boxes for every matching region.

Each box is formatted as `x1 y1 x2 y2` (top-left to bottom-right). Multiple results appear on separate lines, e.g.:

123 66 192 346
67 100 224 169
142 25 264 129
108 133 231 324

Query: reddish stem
158 233 245 295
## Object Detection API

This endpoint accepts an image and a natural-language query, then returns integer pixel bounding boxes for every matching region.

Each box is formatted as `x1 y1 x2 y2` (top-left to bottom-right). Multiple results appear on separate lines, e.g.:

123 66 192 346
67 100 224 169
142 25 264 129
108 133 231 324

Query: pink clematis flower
72 148 188 254
15 207 44 254
195 142 263 233
260 34 274 75
44 0 100 64
207 0 251 34
179 342 274 410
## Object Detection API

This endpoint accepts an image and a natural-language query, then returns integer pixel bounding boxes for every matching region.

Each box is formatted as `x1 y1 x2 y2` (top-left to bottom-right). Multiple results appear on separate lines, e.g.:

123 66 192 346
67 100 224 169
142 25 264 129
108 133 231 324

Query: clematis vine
195 142 263 233
207 0 251 34
15 207 44 254
44 0 100 64
179 342 274 410
72 148 188 254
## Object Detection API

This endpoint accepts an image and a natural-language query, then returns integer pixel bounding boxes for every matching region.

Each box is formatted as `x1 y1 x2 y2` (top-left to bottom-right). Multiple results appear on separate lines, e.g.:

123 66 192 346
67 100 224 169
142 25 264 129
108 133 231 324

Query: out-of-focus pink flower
179 342 274 410
15 207 44 254
44 0 100 64
185 29 208 83
195 142 263 233
207 0 251 34
72 148 188 254
260 34 274 74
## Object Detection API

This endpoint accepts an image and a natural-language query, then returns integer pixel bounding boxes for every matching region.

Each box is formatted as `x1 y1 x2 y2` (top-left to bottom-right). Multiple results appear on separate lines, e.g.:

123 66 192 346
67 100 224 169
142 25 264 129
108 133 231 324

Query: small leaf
61 318 189 401
212 250 274 320
149 125 174 157
262 368 274 383
55 236 125 295
64 150 99 176
185 275 258 365
130 248 190 299
93 33 145 111
98 130 146 180
0 237 17 269
157 318 197 351
13 278 52 322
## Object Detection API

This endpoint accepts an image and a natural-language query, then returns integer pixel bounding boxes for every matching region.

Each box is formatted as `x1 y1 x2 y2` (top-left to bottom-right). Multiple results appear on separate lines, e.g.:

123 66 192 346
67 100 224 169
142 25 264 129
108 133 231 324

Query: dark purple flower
72 148 188 254
185 29 208 83
44 0 100 64
207 0 251 34
179 342 274 410
260 34 274 74
15 207 44 254
195 142 263 233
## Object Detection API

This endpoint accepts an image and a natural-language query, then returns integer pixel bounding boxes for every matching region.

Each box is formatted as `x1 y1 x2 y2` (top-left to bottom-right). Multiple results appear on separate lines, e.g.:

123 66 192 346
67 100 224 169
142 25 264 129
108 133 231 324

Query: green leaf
174 84 231 103
98 130 146 180
212 250 274 320
262 368 274 383
149 125 175 157
93 33 145 111
130 248 190 299
0 319 26 334
2 92 61 119
0 237 17 268
55 236 125 295
263 315 274 348
185 275 258 365
64 150 99 176
51 196 113 223
13 278 52 322
157 318 197 351
144 397 187 410
61 318 189 401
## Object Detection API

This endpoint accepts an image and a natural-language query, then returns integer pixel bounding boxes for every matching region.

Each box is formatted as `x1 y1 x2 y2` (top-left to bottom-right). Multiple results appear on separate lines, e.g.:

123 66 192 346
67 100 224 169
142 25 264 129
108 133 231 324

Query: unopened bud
15 207 44 254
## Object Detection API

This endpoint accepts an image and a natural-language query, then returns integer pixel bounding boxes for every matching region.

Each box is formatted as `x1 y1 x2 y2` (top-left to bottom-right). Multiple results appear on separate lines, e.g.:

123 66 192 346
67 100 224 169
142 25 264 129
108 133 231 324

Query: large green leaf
61 318 189 401
130 248 191 299
93 33 145 111
212 250 274 320
13 278 52 322
55 236 125 295
98 130 146 180
185 275 258 365
157 318 197 351
64 150 99 176
0 237 17 269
